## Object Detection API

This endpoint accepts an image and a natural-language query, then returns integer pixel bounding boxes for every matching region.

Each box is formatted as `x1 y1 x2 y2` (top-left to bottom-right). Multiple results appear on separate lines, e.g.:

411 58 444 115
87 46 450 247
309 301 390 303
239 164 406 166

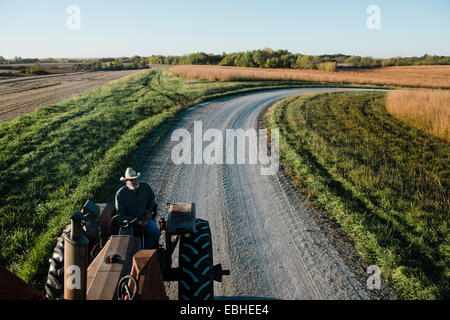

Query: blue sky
0 0 449 59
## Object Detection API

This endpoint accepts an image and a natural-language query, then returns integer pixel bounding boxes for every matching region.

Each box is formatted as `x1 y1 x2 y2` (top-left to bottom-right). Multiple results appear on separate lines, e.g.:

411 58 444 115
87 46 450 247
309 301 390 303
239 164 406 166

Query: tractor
43 200 229 300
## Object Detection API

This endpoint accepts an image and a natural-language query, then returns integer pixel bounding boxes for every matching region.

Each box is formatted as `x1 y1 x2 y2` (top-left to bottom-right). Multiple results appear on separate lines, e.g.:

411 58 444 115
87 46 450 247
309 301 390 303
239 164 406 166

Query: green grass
265 91 449 299
1 68 374 289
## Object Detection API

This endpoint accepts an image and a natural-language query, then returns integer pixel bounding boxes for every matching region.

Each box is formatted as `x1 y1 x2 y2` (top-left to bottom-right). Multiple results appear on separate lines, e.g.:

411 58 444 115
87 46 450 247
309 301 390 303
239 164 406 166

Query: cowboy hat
120 167 141 181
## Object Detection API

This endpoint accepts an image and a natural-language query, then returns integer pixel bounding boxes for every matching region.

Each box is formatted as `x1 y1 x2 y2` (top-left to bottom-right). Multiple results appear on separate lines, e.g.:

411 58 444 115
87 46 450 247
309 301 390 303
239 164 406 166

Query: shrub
317 62 337 72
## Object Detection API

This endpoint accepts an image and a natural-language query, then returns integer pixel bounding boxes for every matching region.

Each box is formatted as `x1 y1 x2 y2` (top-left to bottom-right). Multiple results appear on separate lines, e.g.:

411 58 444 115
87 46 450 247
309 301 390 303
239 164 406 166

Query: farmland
0 70 143 123
0 68 335 289
171 65 450 89
0 65 448 300
386 89 450 142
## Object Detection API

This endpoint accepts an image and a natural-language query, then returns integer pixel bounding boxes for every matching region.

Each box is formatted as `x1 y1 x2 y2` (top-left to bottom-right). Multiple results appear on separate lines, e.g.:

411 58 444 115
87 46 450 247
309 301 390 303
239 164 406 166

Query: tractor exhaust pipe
64 211 89 300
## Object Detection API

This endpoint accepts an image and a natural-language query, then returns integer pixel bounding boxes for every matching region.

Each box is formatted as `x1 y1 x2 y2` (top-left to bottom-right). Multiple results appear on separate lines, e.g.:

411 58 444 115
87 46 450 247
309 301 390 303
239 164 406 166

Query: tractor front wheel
44 224 71 300
178 219 214 300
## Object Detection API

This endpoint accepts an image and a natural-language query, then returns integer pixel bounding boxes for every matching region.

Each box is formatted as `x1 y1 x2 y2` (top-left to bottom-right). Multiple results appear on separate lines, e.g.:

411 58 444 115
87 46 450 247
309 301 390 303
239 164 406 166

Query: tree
297 55 320 69
139 58 148 68
234 52 255 67
317 62 337 72
345 56 362 67
381 58 397 67
264 57 281 68
252 50 268 67
280 54 295 68
218 54 236 66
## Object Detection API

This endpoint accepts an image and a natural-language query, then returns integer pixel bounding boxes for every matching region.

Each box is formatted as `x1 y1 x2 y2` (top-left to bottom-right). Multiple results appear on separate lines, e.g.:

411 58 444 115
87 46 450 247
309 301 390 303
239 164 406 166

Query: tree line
2 50 449 72
147 49 450 71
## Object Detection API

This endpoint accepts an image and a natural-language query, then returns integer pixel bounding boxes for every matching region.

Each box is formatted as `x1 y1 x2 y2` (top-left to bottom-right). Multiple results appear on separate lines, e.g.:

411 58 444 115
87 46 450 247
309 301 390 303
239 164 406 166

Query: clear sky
1 0 449 59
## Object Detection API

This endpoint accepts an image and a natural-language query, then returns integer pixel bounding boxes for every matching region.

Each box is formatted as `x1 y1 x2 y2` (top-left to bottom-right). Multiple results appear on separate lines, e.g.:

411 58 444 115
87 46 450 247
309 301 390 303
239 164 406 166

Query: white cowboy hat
120 167 141 181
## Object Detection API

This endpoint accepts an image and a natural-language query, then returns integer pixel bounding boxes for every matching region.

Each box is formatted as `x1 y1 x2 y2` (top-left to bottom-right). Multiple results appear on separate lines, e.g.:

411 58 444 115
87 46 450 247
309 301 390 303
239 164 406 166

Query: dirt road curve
0 70 143 123
141 88 395 300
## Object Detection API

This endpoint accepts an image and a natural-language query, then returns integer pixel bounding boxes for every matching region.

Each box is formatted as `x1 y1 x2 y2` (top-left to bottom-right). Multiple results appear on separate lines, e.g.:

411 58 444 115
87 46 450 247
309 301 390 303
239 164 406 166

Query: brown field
170 65 450 89
386 89 450 142
0 70 144 123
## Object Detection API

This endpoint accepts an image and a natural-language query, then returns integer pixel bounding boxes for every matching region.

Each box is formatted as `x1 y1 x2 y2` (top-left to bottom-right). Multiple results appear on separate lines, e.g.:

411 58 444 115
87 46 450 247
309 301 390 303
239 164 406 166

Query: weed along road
140 88 393 300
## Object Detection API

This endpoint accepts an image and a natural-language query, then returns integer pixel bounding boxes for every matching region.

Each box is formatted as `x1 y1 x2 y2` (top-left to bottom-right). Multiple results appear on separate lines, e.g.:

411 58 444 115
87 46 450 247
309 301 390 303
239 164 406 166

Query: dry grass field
386 90 450 142
171 65 450 89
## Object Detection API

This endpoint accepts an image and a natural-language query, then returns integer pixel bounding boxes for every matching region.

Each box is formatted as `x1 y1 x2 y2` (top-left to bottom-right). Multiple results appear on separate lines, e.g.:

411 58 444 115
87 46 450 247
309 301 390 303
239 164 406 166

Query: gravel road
139 88 396 300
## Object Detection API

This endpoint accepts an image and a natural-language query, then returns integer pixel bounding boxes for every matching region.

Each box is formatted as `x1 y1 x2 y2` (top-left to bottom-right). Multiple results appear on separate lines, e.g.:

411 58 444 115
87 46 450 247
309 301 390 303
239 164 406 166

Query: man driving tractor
115 167 161 249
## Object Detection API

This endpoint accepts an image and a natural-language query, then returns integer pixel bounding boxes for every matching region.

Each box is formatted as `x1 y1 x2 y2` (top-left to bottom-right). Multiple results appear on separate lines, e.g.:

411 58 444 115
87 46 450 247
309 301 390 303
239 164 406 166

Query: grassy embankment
0 68 369 289
265 92 449 299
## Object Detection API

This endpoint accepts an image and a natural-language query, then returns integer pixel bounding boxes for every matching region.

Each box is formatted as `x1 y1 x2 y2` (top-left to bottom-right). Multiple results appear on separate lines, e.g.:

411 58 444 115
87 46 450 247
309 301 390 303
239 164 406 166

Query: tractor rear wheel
44 224 71 300
178 219 214 300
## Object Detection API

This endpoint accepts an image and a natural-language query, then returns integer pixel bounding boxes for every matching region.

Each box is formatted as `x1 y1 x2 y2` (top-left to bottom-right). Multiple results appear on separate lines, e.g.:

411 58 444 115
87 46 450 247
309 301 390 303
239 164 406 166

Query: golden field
170 65 450 89
386 89 450 142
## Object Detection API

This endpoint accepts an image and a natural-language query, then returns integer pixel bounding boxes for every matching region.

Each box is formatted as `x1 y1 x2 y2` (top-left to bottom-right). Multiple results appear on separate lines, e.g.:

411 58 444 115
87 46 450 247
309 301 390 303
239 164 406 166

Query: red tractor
42 200 229 300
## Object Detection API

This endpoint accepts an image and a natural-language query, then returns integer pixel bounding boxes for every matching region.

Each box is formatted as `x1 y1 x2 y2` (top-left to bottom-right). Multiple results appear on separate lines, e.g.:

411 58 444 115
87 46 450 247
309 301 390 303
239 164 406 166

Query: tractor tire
178 219 214 300
44 224 71 300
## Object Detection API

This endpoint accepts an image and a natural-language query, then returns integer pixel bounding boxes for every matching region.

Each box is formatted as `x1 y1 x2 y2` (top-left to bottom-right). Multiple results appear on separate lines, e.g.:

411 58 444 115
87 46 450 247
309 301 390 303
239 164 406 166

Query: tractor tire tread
178 219 214 301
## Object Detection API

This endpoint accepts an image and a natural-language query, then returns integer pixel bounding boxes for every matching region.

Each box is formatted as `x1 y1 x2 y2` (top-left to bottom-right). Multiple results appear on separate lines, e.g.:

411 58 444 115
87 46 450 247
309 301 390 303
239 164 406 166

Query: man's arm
145 185 157 220
115 190 134 223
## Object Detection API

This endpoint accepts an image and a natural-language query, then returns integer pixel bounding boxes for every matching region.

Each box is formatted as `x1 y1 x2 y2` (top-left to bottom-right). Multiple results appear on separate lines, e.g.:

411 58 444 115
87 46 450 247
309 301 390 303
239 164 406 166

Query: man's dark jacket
115 182 156 222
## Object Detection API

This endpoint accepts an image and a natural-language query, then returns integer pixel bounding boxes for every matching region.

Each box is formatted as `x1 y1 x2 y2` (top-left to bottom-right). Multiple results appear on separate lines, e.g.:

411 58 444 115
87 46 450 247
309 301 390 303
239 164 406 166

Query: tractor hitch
212 264 230 282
